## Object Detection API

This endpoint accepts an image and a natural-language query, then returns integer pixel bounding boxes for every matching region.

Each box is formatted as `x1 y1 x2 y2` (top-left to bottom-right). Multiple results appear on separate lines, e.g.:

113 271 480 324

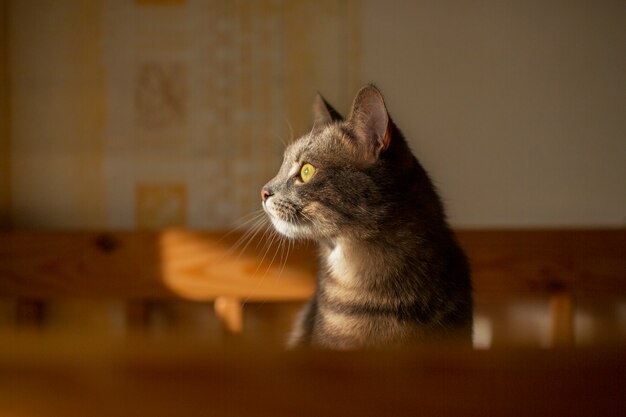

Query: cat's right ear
347 84 390 163
313 93 343 126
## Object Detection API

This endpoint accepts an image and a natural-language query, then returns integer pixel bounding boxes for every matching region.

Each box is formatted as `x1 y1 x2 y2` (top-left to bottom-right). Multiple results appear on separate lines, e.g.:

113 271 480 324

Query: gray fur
262 85 472 349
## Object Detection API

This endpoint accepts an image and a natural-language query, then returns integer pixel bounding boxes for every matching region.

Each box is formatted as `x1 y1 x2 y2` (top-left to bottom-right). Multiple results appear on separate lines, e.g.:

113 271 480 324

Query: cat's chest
324 243 359 285
323 241 388 285
327 244 347 278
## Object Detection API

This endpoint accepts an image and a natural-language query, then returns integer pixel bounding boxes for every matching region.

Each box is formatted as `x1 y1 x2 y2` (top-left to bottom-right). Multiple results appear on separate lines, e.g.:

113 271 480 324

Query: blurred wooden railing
1 229 625 416
1 228 624 344
1 337 625 417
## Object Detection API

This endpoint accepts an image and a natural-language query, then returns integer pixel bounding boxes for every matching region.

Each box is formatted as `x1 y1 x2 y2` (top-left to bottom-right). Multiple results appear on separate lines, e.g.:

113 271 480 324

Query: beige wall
4 0 625 229
361 0 626 227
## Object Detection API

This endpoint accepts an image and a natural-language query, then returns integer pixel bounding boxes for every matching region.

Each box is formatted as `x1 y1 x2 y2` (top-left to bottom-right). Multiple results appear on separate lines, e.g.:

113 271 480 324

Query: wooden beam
0 230 316 300
0 229 624 300
0 338 624 417
457 229 626 298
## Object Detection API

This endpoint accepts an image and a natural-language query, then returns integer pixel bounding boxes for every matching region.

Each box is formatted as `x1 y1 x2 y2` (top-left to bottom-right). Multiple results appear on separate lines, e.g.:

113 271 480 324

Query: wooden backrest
1 229 624 300
1 229 624 342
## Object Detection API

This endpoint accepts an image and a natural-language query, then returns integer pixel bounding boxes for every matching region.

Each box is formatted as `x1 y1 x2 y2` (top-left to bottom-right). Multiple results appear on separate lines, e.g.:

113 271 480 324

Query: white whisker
220 210 266 245
227 215 267 256
235 218 270 260
253 228 279 277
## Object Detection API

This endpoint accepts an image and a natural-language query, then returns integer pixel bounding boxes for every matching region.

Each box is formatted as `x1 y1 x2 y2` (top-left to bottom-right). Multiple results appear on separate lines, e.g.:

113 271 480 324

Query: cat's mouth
268 216 304 239
263 200 312 240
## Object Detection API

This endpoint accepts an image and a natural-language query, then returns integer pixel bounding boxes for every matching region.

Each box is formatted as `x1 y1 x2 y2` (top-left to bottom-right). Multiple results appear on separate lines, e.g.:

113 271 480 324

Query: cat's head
261 84 409 241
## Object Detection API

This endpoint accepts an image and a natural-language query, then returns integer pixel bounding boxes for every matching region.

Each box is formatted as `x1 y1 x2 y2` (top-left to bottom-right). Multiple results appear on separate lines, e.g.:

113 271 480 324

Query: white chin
269 216 310 239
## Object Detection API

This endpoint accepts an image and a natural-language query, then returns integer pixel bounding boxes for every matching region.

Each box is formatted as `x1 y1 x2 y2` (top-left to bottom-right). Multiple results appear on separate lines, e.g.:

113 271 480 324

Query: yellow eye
300 163 315 183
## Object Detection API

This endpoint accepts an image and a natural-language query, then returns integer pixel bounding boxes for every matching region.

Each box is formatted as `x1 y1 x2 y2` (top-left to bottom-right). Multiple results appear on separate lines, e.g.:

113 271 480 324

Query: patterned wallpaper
6 0 360 230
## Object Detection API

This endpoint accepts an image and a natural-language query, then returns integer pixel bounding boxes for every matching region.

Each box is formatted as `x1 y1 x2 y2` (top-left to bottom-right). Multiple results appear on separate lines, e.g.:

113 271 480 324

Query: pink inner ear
381 124 391 152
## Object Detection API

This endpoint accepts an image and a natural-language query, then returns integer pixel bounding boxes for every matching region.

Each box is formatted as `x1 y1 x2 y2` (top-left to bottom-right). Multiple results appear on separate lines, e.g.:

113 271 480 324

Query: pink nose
261 188 272 201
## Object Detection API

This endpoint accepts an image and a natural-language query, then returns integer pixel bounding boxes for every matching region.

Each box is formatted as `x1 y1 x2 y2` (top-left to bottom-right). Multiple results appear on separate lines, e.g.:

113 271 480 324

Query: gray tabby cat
261 85 472 349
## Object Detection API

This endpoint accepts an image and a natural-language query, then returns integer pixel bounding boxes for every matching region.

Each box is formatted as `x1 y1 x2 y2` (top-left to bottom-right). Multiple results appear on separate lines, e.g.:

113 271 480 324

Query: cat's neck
319 234 408 288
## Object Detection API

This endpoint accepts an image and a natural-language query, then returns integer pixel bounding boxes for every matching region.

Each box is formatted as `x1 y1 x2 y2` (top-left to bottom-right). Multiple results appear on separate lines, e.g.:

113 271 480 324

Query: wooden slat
0 337 624 417
549 294 574 346
0 230 315 300
0 229 624 300
214 296 243 333
457 229 626 299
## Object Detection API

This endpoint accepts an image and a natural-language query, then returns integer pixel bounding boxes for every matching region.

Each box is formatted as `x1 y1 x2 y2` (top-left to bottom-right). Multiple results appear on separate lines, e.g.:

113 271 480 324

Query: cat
261 84 472 349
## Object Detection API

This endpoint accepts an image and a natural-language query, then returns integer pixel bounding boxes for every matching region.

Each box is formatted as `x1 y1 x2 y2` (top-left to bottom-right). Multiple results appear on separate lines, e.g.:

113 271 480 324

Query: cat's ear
347 84 390 162
313 93 343 126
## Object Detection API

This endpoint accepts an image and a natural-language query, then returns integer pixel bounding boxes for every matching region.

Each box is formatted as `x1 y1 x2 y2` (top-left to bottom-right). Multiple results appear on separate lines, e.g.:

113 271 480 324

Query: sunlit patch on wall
136 184 187 229
103 0 359 229
135 61 187 130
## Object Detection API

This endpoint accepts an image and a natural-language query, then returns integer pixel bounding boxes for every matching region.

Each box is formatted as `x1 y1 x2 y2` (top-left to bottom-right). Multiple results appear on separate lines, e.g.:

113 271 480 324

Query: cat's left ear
347 84 390 163
313 93 343 126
